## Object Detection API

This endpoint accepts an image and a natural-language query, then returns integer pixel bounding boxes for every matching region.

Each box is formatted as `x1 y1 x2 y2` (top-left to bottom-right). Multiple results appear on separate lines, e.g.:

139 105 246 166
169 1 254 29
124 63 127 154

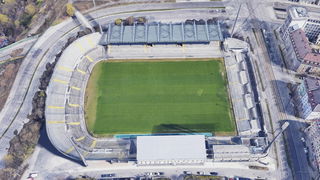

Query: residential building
305 119 320 171
284 29 320 73
300 0 320 5
280 6 320 42
316 34 320 45
288 0 320 6
293 76 320 120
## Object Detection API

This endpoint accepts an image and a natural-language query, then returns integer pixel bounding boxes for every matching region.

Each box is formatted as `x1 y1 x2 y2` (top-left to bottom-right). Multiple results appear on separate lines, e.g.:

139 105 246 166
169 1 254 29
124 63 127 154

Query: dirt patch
0 59 22 111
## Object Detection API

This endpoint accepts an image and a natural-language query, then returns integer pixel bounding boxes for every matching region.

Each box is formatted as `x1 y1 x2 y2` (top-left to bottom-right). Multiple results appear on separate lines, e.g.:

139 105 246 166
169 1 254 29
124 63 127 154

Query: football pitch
85 59 235 136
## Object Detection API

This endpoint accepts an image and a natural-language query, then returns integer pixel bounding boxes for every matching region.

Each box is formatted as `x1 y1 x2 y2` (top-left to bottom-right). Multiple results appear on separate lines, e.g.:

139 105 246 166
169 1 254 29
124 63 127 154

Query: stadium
45 19 260 166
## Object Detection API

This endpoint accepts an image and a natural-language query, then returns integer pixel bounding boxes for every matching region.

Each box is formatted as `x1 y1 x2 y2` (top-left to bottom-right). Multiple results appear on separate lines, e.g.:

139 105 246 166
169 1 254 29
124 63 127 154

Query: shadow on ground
152 123 215 134
38 124 83 165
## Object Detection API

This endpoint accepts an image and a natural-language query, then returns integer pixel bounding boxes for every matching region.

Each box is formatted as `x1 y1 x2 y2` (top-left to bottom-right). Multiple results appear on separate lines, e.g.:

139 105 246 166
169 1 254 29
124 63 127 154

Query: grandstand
100 20 223 45
45 20 228 165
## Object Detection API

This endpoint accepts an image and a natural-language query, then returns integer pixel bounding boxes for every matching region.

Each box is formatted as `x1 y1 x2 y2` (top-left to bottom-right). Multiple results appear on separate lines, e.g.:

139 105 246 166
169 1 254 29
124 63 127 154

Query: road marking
232 98 243 102
85 55 94 62
71 86 81 91
90 140 97 148
229 81 240 85
86 37 95 48
65 147 75 154
48 106 64 109
83 151 89 157
53 79 68 84
66 122 81 125
69 103 80 107
47 121 65 124
182 44 185 53
58 66 73 72
75 136 85 142
77 68 86 75
227 65 237 69
75 42 85 53
238 117 248 121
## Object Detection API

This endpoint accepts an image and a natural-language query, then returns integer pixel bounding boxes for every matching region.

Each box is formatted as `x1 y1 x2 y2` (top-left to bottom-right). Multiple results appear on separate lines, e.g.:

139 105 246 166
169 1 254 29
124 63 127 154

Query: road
238 0 315 179
0 36 38 62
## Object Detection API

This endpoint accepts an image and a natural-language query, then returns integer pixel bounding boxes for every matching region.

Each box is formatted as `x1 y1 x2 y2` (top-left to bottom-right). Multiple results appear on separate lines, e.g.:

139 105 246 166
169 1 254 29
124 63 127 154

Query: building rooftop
305 77 320 109
288 6 309 19
290 29 320 64
100 21 223 45
136 135 206 162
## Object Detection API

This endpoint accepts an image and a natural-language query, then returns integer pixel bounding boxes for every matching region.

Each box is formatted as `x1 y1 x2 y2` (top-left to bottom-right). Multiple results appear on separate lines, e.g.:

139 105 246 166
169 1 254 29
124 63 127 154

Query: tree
14 20 20 27
66 3 75 17
0 14 9 24
115 18 122 25
25 4 36 15
125 16 134 25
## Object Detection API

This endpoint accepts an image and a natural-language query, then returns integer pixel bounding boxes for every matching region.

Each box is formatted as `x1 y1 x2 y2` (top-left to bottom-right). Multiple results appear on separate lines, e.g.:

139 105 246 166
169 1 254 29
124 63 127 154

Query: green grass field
85 59 235 136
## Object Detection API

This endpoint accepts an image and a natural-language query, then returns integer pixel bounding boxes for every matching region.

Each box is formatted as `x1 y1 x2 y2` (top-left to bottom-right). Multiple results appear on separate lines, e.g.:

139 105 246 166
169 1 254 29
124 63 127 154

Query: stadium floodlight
263 121 290 154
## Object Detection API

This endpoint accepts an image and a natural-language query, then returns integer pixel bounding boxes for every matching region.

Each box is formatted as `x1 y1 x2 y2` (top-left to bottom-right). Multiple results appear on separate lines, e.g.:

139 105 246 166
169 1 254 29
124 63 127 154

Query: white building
280 6 320 42
213 144 251 162
136 135 206 165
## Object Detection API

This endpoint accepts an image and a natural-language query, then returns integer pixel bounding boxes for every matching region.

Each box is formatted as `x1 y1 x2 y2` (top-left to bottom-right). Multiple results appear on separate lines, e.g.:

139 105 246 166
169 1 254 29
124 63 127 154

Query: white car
29 173 38 178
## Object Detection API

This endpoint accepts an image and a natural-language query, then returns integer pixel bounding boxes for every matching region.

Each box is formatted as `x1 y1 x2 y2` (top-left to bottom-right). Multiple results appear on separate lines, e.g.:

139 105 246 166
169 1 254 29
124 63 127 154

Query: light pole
263 121 290 154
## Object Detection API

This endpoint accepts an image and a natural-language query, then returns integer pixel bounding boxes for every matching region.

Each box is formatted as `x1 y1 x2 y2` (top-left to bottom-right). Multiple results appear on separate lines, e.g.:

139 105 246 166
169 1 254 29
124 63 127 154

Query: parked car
183 171 192 175
29 173 38 178
210 172 218 175
197 171 204 175
101 173 115 178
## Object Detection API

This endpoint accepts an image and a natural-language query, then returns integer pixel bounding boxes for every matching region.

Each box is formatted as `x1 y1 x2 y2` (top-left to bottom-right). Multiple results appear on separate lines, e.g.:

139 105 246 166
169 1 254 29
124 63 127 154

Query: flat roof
137 135 206 161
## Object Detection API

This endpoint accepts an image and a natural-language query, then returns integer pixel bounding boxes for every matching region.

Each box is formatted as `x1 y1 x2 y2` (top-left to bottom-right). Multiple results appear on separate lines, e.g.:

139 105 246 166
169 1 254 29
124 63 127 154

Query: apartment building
293 76 320 120
280 6 320 42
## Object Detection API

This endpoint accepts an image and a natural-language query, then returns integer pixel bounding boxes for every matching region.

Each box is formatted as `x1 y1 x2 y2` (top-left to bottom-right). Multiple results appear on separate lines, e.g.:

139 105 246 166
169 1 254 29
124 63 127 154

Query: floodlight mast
263 122 290 154
231 3 243 37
